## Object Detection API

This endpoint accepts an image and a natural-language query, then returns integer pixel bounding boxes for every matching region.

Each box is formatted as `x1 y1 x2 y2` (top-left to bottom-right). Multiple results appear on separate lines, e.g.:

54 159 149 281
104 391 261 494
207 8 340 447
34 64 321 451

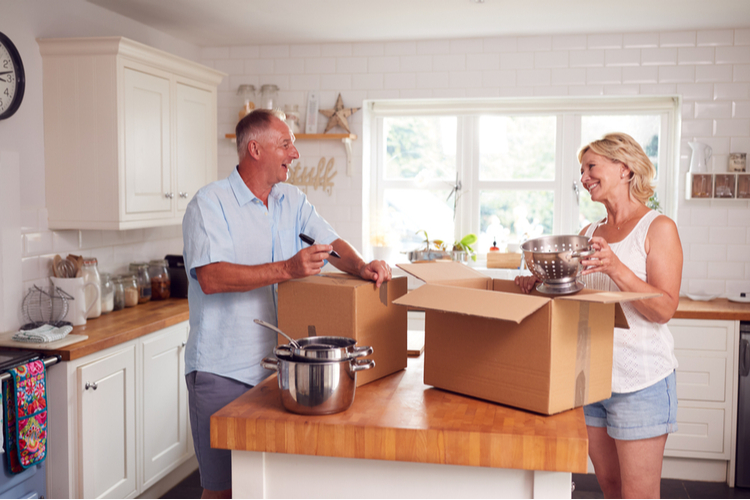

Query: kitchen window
364 96 680 257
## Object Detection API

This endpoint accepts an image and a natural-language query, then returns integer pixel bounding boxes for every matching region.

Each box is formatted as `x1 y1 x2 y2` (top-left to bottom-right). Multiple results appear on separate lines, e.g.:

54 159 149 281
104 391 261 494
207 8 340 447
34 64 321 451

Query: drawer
674 354 726 402
669 320 730 352
665 407 725 454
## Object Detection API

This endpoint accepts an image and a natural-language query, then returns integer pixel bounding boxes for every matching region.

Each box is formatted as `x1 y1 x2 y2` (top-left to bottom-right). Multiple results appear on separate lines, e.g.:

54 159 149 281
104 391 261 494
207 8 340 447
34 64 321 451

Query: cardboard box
394 262 658 415
278 274 408 386
486 252 523 269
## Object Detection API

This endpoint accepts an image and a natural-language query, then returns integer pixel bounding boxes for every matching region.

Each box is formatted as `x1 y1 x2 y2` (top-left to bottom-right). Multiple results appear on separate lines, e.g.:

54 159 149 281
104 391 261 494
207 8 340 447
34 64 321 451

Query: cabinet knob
85 382 98 391
181 342 186 348
179 192 188 199
164 192 175 199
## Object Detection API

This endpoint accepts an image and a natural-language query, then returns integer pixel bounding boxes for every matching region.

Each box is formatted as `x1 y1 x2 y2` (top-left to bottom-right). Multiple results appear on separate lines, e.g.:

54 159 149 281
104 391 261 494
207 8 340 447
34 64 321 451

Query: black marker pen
299 233 341 258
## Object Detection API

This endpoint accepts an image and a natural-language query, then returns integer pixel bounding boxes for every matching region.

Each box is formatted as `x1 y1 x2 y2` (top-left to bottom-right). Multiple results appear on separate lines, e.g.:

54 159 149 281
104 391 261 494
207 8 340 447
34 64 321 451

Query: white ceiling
86 0 750 47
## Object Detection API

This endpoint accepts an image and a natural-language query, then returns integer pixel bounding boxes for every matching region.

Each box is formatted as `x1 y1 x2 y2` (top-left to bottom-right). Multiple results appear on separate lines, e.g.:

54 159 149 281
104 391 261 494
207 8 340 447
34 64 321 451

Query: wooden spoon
53 254 62 277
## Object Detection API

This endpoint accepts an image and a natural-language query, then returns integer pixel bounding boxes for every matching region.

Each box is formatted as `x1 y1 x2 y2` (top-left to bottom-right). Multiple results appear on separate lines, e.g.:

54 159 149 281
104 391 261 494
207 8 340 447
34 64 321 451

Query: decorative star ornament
319 93 360 134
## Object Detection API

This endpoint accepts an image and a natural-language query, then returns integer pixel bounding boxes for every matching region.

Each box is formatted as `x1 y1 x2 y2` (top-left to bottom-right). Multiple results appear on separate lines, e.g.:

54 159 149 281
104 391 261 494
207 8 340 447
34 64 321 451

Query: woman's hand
580 236 624 279
514 275 540 294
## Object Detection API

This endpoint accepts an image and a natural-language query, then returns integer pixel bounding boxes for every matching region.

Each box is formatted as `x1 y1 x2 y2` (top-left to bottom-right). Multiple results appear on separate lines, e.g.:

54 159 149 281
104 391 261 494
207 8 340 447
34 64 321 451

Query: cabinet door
123 67 173 215
79 345 137 499
141 322 190 489
175 82 215 213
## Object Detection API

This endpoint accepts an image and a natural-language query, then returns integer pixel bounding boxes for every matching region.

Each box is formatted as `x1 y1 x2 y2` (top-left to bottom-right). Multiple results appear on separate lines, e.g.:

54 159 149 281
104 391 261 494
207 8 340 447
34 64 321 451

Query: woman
515 133 682 499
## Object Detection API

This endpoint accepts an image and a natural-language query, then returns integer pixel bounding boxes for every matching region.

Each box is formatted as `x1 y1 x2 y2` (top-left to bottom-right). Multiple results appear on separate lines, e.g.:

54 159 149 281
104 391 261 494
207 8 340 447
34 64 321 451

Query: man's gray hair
236 108 287 161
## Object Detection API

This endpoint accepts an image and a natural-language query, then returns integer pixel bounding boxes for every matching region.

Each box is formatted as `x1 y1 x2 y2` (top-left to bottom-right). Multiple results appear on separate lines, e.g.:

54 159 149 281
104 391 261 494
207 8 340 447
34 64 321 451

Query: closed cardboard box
395 262 657 415
278 274 407 386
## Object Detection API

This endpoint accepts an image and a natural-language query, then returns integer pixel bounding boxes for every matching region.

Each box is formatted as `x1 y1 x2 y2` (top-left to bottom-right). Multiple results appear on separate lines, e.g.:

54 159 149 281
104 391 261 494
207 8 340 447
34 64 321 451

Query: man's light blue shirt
182 167 338 385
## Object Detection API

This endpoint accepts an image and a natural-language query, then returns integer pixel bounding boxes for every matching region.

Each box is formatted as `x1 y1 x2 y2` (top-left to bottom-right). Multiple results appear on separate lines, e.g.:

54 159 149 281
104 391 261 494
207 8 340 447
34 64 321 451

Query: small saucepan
274 336 373 361
261 353 375 415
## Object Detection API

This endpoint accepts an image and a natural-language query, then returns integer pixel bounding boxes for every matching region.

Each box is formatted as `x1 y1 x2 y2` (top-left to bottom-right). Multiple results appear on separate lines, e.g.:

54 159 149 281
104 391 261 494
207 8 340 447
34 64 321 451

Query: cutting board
0 331 88 350
407 330 425 357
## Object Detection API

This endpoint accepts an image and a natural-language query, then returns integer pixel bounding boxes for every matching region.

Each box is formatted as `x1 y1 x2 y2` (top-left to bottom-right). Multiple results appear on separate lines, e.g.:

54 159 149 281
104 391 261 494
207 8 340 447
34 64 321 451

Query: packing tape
574 302 592 407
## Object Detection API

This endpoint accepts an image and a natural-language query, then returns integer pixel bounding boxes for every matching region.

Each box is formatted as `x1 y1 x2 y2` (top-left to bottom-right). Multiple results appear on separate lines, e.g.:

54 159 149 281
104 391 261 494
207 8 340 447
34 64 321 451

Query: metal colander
521 235 593 285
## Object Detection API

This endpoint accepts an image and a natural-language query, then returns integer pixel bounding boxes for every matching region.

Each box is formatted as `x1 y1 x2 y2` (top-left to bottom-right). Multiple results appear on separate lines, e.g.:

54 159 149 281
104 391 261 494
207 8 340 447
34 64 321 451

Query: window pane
479 191 553 251
384 117 457 181
383 188 454 253
479 116 557 181
580 115 660 179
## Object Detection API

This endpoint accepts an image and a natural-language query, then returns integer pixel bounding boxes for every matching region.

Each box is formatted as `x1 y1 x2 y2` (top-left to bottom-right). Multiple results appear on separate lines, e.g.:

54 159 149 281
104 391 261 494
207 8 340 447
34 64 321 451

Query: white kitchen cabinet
38 37 224 230
663 318 740 485
47 321 194 499
78 345 137 499
140 322 190 490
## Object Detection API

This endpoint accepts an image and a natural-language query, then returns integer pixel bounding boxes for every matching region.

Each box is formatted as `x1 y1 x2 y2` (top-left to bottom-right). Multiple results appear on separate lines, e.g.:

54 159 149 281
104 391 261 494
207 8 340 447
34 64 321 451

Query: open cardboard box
278 273 408 386
395 262 658 415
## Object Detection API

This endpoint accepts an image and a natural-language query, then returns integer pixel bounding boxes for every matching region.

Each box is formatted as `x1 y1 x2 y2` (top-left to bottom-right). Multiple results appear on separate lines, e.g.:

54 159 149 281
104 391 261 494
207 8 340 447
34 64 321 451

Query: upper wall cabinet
39 37 225 230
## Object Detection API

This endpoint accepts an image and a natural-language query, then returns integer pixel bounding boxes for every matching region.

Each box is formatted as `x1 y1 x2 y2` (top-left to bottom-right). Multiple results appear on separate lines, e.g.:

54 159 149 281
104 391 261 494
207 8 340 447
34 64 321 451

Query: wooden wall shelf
224 133 356 141
224 133 358 175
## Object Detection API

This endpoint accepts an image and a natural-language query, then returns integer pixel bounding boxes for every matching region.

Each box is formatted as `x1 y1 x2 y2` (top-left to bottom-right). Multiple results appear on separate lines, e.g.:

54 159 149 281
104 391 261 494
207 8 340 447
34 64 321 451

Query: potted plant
451 233 478 263
409 230 450 262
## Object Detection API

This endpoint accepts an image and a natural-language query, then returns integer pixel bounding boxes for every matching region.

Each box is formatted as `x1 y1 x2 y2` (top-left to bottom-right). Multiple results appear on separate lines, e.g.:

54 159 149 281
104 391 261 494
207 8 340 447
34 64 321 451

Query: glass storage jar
148 259 171 300
81 256 102 319
260 84 279 110
121 274 140 307
129 263 152 303
112 276 126 311
100 272 115 314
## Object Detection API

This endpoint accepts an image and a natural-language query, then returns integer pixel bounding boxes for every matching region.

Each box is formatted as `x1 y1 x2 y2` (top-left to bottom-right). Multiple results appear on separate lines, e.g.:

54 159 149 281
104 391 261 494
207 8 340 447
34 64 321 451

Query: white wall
0 0 199 330
200 29 750 298
1 2 749 330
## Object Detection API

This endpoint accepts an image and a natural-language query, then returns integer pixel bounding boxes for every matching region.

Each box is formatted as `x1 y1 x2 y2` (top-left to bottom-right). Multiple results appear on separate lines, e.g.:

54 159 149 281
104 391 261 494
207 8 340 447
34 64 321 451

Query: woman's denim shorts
583 370 678 441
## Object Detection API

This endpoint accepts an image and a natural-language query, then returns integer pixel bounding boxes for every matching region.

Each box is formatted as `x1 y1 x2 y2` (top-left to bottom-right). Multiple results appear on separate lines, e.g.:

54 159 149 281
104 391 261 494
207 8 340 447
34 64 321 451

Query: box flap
393 283 551 324
397 262 487 284
557 291 661 304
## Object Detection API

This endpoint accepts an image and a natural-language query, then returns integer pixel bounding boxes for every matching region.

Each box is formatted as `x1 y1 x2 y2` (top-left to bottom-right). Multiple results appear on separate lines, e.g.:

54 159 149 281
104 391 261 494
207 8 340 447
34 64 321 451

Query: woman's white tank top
582 210 678 393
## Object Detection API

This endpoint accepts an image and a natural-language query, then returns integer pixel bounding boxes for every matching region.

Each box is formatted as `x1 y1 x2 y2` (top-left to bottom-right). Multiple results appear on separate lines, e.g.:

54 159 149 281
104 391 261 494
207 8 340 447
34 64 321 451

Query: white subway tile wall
203 28 750 298
20 209 184 298
23 28 746 300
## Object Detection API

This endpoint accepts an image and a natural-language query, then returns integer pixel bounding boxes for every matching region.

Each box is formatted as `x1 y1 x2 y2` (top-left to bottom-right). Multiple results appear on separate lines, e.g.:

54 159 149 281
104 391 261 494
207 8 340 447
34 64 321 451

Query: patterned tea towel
3 360 48 473
12 324 72 343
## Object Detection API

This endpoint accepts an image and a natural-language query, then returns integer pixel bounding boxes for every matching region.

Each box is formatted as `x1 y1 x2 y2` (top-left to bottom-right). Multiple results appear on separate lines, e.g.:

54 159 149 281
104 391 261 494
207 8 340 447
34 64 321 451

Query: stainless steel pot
261 354 375 415
274 336 373 361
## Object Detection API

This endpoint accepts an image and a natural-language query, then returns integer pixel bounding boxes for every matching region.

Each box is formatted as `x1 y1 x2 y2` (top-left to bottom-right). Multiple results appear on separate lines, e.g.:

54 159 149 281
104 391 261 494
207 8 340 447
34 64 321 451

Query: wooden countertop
5 299 189 361
674 297 750 321
210 355 589 473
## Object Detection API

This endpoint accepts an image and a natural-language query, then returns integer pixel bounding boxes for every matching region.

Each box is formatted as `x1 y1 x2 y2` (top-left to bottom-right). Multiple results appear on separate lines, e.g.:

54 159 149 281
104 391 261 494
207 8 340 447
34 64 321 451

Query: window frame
363 96 681 257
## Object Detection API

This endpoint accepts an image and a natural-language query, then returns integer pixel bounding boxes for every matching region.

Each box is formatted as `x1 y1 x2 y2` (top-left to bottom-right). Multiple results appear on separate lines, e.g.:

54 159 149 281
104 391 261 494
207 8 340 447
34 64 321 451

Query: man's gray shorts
186 371 253 491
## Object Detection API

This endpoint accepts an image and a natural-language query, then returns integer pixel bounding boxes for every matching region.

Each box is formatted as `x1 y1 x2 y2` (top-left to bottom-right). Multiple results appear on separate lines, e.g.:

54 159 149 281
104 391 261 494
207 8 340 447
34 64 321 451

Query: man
182 109 391 499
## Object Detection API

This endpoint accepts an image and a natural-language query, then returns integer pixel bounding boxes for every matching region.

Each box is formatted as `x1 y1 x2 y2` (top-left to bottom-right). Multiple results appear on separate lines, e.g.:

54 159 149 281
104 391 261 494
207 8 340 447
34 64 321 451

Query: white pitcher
689 141 712 173
50 276 99 326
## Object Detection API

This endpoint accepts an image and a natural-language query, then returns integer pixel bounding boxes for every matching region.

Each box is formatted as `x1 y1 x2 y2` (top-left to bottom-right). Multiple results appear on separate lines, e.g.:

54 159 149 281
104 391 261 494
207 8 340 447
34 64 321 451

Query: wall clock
0 31 25 120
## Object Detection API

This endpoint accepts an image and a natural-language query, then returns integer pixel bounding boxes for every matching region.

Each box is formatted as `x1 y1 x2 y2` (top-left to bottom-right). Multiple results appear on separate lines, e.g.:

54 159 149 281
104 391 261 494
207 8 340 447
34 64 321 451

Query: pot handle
570 248 594 260
352 358 375 372
261 357 279 372
350 345 374 358
275 345 293 357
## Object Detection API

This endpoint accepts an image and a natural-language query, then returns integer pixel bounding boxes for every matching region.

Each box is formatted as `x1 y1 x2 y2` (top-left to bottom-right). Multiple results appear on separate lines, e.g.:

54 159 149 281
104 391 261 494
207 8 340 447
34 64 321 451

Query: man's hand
359 260 392 288
285 244 334 279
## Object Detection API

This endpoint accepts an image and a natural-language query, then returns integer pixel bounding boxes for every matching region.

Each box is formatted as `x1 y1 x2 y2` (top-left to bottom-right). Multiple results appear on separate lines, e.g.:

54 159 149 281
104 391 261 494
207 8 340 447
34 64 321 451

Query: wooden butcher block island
212 355 588 499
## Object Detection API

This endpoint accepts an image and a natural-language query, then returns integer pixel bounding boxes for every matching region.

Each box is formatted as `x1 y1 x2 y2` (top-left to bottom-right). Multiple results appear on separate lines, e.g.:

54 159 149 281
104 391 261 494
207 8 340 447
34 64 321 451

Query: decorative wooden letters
286 157 337 195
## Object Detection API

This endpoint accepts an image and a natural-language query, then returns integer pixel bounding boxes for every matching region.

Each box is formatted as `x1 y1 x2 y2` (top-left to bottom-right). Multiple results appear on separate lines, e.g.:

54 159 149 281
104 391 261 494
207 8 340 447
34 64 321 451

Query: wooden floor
161 469 750 499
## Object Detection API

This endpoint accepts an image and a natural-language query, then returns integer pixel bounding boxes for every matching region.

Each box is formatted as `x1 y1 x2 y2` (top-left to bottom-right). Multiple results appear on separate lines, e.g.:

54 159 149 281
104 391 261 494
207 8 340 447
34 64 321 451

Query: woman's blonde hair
577 132 655 205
